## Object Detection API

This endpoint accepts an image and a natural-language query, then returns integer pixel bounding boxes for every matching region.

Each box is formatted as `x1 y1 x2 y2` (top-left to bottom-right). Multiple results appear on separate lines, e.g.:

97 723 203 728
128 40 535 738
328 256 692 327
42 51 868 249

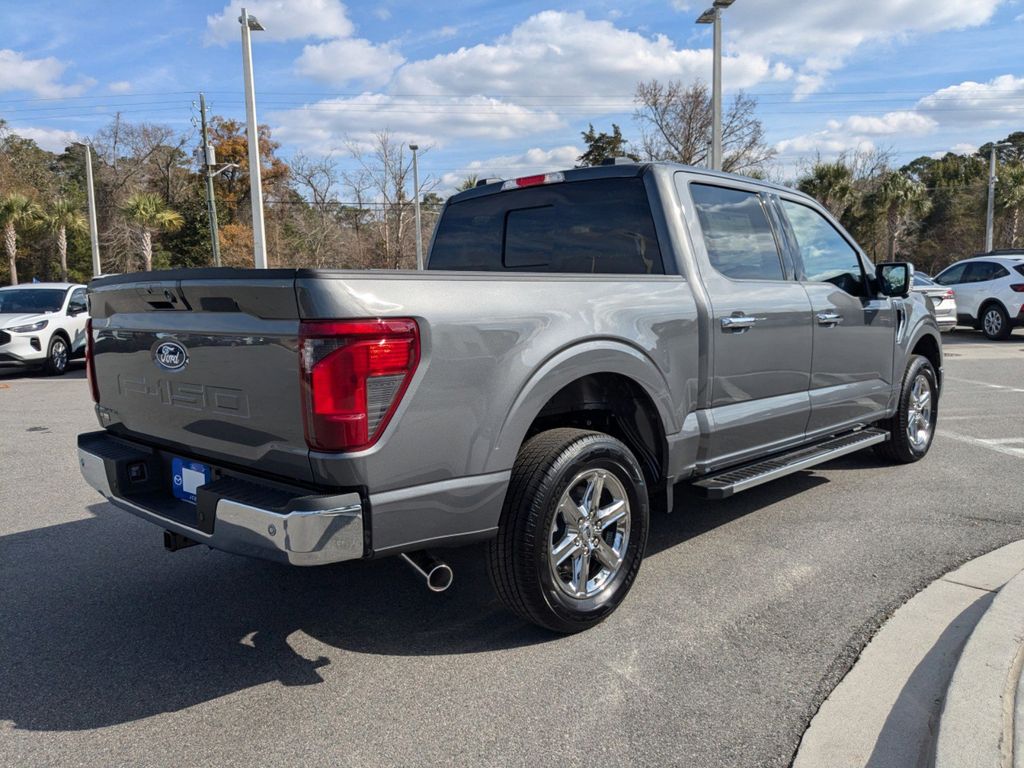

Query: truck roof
447 160 809 205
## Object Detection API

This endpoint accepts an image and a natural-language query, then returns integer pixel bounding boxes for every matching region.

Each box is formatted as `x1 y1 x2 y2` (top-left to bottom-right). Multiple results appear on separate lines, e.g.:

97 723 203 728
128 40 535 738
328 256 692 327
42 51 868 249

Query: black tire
980 303 1011 341
43 334 69 376
487 428 649 634
874 355 938 463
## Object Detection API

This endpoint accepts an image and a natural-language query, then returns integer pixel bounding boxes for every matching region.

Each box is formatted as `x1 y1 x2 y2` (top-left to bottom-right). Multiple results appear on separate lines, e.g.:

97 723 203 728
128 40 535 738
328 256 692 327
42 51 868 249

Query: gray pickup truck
78 161 942 633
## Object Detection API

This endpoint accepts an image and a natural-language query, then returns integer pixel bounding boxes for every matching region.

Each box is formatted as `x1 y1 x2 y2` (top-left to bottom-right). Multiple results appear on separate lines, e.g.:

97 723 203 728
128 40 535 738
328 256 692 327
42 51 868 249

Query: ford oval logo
154 340 189 372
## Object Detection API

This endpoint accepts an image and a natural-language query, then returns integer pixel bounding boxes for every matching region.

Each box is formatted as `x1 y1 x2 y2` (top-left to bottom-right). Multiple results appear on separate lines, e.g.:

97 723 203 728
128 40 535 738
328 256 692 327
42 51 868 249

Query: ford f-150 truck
78 161 942 633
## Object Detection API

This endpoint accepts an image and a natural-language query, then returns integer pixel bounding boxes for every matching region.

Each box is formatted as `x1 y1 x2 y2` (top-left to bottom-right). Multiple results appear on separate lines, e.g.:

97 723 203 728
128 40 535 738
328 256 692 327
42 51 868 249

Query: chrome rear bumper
78 432 364 566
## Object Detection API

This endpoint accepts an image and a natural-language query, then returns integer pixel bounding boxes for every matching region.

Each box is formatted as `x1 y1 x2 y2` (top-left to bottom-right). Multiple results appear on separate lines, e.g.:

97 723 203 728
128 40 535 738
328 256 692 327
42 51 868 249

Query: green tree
0 193 41 285
997 163 1024 248
456 175 479 192
119 193 184 271
797 161 855 219
42 198 87 282
869 172 931 261
577 123 639 167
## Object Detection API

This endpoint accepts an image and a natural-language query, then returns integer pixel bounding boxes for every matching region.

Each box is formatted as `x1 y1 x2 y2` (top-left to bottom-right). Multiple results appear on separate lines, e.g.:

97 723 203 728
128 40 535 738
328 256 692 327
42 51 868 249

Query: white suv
0 282 89 375
934 252 1024 340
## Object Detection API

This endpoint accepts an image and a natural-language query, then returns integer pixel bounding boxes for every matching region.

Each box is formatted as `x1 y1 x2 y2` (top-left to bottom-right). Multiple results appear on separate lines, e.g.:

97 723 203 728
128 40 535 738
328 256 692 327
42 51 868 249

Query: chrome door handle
816 312 843 326
721 315 759 331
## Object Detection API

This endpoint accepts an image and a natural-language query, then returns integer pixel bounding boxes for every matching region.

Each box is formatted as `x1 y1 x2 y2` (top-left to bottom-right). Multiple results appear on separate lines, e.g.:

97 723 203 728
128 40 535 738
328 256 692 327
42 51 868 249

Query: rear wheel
980 304 1011 341
487 428 649 634
875 355 938 463
43 335 69 376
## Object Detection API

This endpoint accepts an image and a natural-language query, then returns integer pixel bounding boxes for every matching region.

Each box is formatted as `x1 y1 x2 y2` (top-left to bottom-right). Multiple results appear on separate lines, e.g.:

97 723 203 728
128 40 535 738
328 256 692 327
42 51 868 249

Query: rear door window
429 178 664 274
689 184 785 281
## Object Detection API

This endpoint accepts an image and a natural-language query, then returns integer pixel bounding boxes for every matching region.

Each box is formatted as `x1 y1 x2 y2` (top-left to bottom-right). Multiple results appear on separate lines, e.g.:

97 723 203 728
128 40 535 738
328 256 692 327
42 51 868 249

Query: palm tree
43 198 87 282
798 161 855 219
0 193 40 285
119 193 184 271
997 163 1024 248
873 171 931 261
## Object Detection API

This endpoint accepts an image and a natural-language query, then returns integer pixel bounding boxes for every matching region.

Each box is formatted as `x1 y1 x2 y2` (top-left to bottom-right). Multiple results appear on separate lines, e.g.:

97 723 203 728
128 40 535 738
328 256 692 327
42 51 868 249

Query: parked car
77 162 942 633
934 251 1024 339
912 273 957 332
0 282 89 375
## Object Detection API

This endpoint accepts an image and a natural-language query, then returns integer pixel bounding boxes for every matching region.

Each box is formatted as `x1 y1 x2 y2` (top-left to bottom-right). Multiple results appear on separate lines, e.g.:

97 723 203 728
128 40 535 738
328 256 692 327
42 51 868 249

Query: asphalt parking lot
1 331 1022 768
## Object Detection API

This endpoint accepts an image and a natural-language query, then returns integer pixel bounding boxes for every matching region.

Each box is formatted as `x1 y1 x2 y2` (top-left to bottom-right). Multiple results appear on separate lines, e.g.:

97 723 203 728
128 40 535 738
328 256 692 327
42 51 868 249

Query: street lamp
409 143 423 270
985 141 1013 253
72 141 101 278
239 7 267 269
696 0 736 172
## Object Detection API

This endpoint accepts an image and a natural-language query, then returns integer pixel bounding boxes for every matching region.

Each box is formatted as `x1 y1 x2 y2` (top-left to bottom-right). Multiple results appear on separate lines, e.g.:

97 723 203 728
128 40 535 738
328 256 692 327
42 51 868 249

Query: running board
693 428 889 499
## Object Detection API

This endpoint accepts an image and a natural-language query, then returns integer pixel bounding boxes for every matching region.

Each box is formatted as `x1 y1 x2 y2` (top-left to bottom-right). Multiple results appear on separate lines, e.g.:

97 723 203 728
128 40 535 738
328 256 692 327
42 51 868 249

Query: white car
911 273 957 332
0 282 89 375
934 251 1024 340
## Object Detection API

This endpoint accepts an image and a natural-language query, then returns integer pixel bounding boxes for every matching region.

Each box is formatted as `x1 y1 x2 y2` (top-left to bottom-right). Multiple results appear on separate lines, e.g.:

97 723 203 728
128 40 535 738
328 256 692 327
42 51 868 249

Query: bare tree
634 80 775 175
343 132 437 270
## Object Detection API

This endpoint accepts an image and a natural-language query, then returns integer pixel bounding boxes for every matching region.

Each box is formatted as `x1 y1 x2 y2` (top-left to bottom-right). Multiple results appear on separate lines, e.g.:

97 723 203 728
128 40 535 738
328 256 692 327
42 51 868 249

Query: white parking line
938 430 1024 458
946 376 1024 394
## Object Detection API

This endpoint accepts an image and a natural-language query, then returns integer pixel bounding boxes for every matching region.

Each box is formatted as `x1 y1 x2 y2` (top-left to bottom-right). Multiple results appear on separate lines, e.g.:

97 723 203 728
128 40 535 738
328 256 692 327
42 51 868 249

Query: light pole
73 141 101 277
985 141 1013 253
409 143 423 270
239 7 267 269
696 0 736 172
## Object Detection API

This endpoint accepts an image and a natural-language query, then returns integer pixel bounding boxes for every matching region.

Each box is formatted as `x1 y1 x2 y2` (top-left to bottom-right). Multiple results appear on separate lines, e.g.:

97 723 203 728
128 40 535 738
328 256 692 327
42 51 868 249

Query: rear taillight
299 319 420 452
85 318 99 404
945 289 955 299
501 172 565 190
1009 284 1024 293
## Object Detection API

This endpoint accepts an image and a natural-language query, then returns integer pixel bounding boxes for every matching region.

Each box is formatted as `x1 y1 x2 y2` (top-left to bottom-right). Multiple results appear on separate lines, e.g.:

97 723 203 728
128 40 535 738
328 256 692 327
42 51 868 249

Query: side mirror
876 262 913 298
68 303 87 316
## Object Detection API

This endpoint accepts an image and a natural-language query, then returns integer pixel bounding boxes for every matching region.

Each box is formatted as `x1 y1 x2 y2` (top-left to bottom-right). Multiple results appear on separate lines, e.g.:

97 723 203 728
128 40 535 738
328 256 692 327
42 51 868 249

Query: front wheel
43 335 69 376
487 428 649 634
875 355 938 463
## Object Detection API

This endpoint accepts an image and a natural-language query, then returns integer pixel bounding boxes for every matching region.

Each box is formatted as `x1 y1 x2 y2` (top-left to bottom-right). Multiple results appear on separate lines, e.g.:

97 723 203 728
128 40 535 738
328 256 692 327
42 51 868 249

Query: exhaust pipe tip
400 551 453 593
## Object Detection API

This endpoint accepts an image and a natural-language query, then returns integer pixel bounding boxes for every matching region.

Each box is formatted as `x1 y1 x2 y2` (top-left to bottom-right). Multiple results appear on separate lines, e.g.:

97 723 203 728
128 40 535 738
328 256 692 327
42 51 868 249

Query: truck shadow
0 462 846 732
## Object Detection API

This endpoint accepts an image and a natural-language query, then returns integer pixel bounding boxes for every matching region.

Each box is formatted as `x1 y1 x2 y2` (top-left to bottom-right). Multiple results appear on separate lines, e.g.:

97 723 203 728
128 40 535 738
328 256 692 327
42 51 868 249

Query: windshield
0 289 67 314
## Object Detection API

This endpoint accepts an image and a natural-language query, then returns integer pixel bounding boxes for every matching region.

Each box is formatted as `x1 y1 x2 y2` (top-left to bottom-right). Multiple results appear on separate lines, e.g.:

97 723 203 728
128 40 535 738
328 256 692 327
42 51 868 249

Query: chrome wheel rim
51 339 67 370
906 374 933 450
548 468 631 600
983 309 1002 337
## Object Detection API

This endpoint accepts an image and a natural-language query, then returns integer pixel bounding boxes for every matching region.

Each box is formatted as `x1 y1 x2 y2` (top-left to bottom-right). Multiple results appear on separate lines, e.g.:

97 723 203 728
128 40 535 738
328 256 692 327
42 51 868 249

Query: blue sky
1 0 1023 190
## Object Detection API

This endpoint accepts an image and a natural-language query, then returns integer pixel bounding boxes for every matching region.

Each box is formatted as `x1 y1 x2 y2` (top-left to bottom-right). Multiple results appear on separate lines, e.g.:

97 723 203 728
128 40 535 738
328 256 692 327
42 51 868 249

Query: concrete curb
793 540 1024 768
933 567 1024 768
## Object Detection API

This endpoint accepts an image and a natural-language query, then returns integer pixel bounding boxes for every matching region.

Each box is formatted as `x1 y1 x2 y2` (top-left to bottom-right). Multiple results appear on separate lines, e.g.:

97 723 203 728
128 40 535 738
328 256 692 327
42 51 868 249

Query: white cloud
392 11 773 98
775 111 935 157
917 74 1024 126
949 142 979 155
0 49 91 98
205 0 353 44
273 94 564 153
726 0 1005 97
296 38 405 87
374 8 392 21
9 125 81 152
108 80 132 94
439 146 583 190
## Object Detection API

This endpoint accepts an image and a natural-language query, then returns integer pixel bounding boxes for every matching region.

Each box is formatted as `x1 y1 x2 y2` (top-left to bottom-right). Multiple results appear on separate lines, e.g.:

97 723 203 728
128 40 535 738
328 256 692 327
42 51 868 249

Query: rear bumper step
694 428 889 499
77 431 365 566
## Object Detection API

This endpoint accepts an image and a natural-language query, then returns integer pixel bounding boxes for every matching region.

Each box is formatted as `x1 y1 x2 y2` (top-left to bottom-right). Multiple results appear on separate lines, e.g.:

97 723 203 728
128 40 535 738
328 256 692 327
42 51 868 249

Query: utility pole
409 143 423 270
986 142 1013 253
697 0 736 172
239 7 267 269
74 141 101 277
199 93 222 267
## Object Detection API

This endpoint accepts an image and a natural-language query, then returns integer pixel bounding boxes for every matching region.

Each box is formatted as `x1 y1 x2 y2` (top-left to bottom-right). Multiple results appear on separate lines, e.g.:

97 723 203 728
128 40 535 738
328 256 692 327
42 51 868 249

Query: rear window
428 178 665 274
1014 264 1024 277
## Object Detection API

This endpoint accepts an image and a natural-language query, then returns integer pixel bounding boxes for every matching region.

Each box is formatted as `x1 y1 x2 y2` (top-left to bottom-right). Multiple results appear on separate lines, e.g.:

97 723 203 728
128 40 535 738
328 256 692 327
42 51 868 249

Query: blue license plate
172 458 211 505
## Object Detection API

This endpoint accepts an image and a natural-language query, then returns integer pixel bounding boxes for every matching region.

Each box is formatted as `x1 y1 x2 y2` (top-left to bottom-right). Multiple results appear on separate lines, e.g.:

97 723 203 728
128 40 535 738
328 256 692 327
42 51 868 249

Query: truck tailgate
88 272 313 483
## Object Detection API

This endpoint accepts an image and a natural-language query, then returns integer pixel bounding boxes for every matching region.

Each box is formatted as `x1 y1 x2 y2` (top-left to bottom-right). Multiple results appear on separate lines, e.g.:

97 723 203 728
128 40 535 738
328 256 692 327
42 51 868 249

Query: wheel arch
909 330 942 390
490 341 678 499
